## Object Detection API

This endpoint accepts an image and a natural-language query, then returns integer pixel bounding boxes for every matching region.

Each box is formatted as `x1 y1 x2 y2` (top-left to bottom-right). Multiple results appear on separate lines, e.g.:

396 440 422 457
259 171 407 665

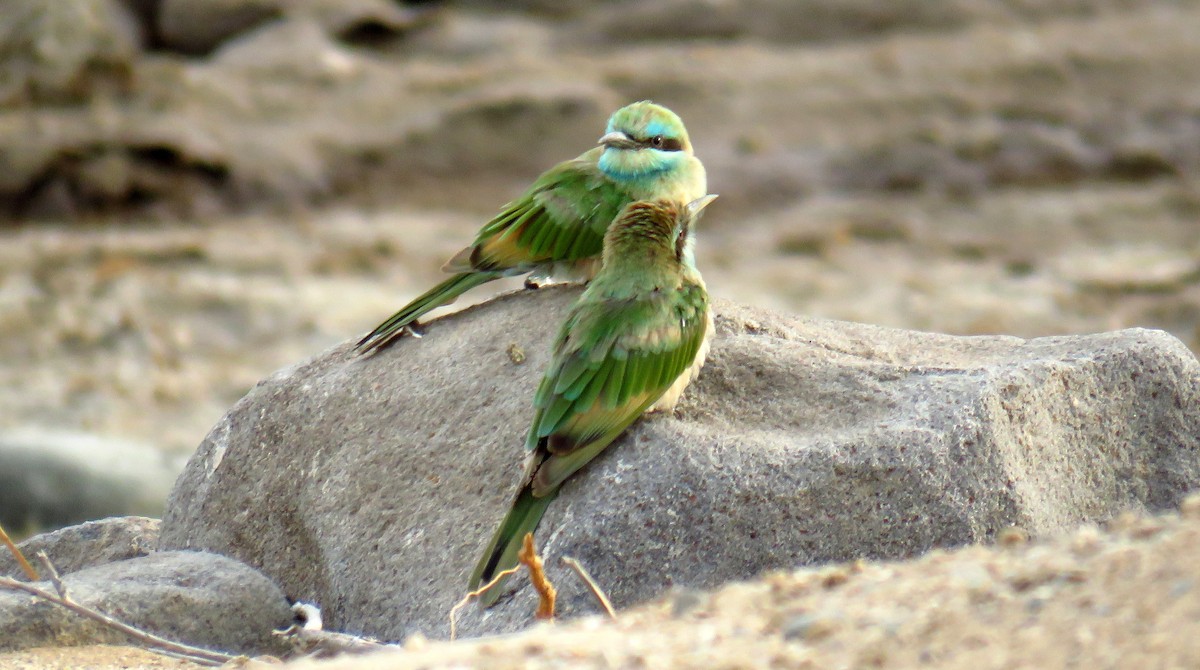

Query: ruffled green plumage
470 197 714 605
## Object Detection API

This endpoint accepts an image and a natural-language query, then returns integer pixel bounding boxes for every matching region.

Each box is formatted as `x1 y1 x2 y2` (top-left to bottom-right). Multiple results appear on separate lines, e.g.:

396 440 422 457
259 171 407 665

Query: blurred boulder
157 0 422 55
295 0 425 47
159 287 1200 640
0 429 181 533
0 0 138 106
157 0 283 55
0 550 293 655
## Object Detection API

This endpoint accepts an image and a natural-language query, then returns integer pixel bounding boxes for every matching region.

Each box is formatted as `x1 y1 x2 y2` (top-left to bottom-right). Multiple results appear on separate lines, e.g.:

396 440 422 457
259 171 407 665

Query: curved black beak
598 131 640 150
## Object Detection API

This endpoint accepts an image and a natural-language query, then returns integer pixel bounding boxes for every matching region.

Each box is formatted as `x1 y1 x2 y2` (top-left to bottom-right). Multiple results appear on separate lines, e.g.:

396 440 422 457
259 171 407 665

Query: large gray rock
0 550 293 654
0 517 159 579
159 286 1200 640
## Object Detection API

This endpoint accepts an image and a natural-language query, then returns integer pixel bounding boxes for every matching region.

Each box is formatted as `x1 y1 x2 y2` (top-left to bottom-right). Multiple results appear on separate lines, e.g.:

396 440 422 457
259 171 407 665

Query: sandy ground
3 498 1199 669
0 645 197 669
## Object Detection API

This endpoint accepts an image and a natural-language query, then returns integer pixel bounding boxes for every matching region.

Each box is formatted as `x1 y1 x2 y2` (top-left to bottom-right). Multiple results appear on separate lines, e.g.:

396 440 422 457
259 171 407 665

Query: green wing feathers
468 484 558 607
449 155 629 273
362 153 635 355
525 284 709 491
469 285 707 603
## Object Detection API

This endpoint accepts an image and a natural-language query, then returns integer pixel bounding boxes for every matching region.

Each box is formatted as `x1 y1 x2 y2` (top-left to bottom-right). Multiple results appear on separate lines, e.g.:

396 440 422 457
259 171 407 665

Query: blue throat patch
599 149 679 182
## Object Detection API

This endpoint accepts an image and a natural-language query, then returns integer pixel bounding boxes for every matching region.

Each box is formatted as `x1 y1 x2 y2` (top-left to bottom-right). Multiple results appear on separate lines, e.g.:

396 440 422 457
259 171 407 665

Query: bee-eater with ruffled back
354 101 706 354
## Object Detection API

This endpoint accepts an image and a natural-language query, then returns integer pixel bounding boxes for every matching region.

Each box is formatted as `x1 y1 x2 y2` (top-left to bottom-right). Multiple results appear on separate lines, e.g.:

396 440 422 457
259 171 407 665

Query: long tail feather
355 272 498 354
468 485 557 607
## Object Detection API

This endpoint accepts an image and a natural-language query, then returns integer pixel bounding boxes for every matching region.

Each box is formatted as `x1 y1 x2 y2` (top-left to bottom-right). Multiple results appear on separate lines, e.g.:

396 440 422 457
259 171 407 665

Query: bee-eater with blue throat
354 101 706 354
468 195 717 606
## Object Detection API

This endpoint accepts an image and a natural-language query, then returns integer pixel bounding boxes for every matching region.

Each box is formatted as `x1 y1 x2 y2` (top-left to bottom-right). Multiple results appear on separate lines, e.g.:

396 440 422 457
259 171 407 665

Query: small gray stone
0 517 159 579
782 611 842 641
0 550 292 655
159 287 1200 640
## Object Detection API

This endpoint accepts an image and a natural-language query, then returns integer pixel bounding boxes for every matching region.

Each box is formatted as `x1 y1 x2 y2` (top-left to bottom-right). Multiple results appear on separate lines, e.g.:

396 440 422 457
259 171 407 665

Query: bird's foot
404 322 424 339
524 276 544 290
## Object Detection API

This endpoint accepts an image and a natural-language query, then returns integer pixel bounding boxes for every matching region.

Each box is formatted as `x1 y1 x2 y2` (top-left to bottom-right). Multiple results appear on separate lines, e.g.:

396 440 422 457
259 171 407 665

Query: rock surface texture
0 516 158 579
0 550 293 655
159 287 1200 640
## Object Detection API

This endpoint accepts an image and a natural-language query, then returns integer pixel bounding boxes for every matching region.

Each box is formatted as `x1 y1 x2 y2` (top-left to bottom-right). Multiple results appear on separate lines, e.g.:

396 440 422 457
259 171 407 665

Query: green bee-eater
354 101 706 354
468 195 717 606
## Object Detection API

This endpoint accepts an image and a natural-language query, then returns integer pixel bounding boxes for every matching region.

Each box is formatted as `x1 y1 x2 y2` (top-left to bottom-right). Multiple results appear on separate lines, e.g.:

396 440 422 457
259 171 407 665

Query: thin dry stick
0 555 238 668
0 521 38 581
448 566 521 641
0 575 235 666
517 533 555 621
561 556 616 619
36 552 67 596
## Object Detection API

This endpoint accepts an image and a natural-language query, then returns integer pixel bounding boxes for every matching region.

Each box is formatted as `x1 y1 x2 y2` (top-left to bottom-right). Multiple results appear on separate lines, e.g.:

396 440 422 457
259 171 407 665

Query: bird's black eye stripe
643 135 683 152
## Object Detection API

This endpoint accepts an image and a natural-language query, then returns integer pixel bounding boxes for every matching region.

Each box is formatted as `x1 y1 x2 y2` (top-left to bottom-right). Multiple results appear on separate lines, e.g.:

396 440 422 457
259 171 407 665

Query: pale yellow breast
627 156 708 204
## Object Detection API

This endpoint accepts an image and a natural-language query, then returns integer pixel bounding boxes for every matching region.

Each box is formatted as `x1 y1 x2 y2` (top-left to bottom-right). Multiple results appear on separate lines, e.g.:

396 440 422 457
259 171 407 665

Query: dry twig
448 566 521 641
0 554 239 667
36 551 67 597
561 556 616 619
517 533 556 620
0 520 38 581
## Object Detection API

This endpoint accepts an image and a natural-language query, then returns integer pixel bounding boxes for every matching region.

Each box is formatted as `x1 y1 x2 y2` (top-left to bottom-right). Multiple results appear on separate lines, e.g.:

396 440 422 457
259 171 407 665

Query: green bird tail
355 272 497 354
468 485 558 607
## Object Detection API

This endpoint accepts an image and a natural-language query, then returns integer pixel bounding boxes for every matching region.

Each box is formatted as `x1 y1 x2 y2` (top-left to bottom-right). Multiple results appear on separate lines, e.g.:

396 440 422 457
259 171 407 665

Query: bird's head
602 194 717 270
597 101 693 182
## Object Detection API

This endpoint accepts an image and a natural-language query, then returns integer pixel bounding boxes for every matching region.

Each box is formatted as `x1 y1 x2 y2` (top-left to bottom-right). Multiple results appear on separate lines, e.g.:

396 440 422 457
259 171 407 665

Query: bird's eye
650 135 665 148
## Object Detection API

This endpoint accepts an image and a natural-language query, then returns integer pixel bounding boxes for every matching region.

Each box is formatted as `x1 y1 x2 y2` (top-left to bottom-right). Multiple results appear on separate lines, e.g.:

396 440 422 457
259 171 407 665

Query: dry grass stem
0 521 38 581
36 551 68 598
561 556 616 619
448 566 520 641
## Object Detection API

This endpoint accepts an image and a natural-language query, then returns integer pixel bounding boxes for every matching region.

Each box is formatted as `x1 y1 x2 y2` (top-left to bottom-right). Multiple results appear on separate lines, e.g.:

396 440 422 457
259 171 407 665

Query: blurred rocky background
1 0 1198 532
